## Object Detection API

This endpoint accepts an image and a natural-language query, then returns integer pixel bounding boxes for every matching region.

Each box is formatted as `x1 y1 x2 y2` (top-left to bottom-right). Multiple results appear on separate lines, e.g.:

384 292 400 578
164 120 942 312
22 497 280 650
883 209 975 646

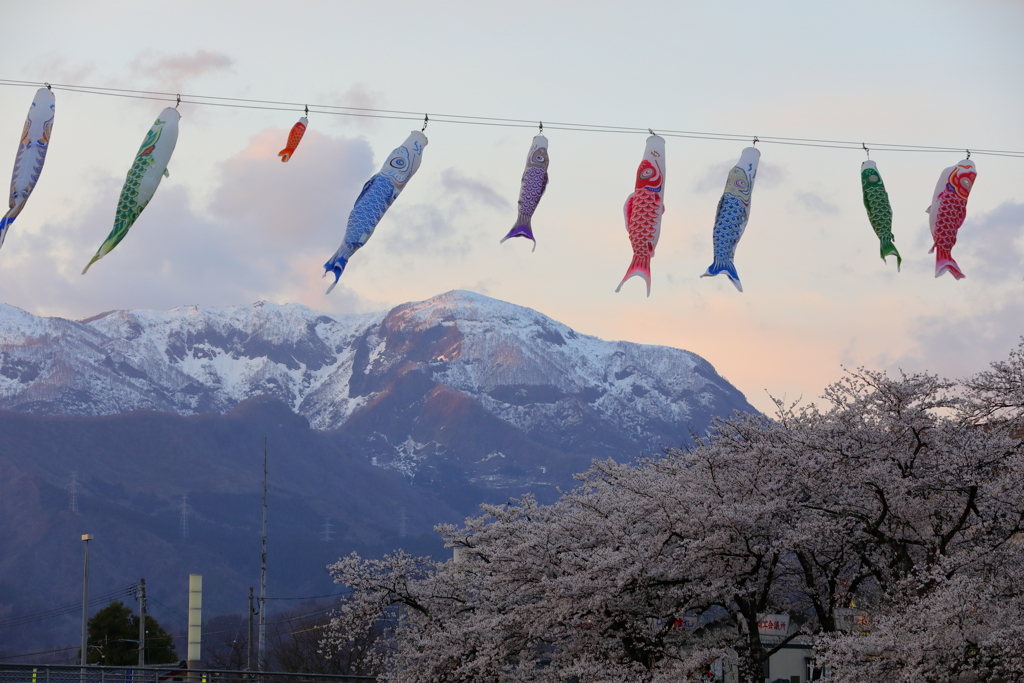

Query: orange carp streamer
279 116 308 162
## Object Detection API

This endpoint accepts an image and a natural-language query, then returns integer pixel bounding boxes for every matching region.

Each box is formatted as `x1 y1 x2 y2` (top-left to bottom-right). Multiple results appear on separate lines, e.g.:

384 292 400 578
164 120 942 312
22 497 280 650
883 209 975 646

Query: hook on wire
753 136 759 146
421 114 429 132
649 128 656 137
966 149 971 159
176 94 181 109
539 121 543 134
304 104 309 117
44 82 51 91
863 143 870 159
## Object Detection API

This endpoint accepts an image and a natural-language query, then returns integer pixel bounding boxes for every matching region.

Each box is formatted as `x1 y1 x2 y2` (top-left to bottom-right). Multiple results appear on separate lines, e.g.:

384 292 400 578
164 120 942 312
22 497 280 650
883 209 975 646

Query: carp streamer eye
869 175 879 183
391 158 407 169
534 153 546 163
640 168 654 179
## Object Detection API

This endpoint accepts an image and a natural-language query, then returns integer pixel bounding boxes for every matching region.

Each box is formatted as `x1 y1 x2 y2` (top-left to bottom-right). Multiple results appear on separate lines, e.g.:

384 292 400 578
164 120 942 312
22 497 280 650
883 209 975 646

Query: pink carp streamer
927 159 976 279
616 135 665 296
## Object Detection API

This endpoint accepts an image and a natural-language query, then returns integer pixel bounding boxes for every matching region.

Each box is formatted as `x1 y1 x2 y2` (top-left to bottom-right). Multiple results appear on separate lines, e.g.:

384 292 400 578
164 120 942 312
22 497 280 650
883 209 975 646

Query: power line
267 604 338 626
1 77 1021 159
146 597 189 625
266 590 350 601
0 585 136 630
0 647 77 663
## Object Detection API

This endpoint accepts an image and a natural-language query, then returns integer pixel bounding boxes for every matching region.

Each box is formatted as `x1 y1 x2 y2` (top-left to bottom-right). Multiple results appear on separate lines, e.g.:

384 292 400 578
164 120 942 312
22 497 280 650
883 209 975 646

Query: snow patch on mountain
0 292 753 460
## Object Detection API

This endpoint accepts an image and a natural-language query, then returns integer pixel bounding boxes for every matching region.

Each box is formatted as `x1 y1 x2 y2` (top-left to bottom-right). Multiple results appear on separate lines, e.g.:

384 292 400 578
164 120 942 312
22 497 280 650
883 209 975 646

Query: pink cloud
0 128 378 318
129 50 235 93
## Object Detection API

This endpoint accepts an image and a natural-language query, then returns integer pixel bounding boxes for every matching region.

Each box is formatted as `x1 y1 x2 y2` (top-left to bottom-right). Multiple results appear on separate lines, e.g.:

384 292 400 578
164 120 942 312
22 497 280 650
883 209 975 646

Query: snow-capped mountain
0 291 757 643
0 290 755 481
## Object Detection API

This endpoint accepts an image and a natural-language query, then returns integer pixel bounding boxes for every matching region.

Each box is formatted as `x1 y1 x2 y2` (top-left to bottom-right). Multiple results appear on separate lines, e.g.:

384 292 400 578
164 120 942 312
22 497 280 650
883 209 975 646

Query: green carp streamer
860 160 901 270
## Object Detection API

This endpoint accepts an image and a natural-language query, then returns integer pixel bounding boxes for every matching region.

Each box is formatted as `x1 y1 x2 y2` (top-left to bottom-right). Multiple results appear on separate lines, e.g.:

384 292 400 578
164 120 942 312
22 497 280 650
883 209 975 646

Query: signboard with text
757 613 790 637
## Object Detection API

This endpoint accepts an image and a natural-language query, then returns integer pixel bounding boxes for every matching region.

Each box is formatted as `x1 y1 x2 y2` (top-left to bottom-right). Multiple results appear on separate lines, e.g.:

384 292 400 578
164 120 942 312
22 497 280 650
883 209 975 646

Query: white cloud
795 191 840 215
440 168 511 211
957 201 1024 283
0 128 378 317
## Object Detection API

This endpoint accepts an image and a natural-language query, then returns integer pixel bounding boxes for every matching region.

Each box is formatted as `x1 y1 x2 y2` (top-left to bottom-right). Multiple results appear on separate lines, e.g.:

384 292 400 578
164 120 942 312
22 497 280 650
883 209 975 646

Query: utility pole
258 438 267 672
137 578 146 667
247 586 254 671
80 534 93 667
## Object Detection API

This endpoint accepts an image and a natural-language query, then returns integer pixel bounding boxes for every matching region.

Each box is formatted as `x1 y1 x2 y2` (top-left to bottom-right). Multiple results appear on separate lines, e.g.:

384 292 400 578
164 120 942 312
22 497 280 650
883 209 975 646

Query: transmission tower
67 472 81 514
179 494 191 540
320 518 333 542
399 508 407 539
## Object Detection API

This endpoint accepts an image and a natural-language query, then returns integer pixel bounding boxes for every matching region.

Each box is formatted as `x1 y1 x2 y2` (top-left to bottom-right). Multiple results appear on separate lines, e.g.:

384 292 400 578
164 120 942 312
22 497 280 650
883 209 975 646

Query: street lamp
80 534 93 667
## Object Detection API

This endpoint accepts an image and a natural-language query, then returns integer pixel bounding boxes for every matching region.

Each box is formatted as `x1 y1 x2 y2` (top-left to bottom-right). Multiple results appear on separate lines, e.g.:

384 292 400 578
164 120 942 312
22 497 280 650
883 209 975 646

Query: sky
1 0 1022 414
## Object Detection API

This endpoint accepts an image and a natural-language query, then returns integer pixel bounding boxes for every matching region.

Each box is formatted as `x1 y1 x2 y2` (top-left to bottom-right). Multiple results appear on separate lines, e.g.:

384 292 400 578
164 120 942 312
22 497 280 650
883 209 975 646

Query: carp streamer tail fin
702 257 743 292
880 238 902 272
616 253 652 297
0 212 13 250
323 256 348 294
934 248 965 280
82 253 101 275
500 216 536 252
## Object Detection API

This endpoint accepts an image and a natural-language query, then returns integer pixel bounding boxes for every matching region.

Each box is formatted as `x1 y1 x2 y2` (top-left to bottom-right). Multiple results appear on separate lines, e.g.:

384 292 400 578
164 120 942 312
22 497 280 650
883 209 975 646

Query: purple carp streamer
501 134 549 250
1 88 55 252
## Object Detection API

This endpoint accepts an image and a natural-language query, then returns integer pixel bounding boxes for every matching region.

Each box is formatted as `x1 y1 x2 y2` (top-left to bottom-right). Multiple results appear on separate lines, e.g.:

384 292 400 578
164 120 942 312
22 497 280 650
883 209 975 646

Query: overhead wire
145 597 188 625
0 584 137 630
0 592 345 660
266 590 350 601
0 645 80 662
2 78 1022 159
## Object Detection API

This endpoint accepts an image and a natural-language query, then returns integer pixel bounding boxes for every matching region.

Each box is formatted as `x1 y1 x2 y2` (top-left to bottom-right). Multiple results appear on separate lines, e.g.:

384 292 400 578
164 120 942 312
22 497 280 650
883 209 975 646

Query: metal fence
0 665 374 683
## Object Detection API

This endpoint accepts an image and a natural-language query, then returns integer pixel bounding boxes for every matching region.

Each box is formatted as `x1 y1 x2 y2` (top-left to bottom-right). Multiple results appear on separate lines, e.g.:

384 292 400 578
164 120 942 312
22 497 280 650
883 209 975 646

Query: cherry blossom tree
323 341 1024 683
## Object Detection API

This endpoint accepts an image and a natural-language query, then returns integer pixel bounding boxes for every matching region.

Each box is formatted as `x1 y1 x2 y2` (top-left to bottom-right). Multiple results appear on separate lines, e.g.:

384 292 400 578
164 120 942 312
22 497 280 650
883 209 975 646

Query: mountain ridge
0 290 756 656
0 291 755 482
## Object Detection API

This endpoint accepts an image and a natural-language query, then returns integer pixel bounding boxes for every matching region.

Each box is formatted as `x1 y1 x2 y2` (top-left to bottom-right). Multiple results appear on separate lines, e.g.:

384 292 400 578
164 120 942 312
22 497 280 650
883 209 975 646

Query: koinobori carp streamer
323 130 427 293
501 134 549 250
860 160 901 270
616 135 665 296
279 116 308 162
702 146 759 292
1 87 55 252
926 158 976 280
83 107 180 273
